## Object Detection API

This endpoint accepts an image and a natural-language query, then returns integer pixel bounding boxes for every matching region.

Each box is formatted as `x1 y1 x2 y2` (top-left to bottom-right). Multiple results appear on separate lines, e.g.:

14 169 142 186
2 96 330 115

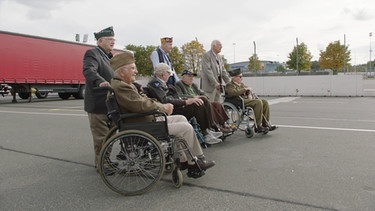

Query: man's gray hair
154 63 171 76
211 39 221 49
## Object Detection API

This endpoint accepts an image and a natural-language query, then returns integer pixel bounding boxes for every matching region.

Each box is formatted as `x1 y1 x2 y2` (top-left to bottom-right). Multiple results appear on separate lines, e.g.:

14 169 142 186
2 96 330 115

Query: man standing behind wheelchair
225 68 277 133
109 50 215 176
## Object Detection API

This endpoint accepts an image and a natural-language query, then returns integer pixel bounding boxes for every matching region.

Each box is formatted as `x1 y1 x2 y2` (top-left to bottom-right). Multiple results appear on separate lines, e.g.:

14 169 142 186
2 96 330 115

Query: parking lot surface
1 95 375 210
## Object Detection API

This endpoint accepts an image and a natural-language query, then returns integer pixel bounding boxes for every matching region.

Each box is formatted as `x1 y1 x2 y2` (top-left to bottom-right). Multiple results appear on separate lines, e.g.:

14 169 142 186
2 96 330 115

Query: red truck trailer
0 30 122 102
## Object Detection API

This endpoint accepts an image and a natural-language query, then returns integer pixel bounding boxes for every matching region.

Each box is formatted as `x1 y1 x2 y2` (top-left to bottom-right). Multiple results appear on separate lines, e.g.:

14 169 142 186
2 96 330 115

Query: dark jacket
175 80 205 98
83 46 114 114
147 77 186 108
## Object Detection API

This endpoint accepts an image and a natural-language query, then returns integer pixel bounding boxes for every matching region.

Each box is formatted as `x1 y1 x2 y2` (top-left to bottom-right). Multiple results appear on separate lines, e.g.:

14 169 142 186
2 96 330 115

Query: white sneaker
204 133 222 144
208 130 223 138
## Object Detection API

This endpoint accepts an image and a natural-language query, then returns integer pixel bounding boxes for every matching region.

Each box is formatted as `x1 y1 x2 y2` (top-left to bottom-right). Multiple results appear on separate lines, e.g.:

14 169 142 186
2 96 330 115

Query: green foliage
181 40 206 73
248 54 262 72
319 40 351 75
275 64 286 73
286 42 313 73
169 46 184 74
125 44 156 76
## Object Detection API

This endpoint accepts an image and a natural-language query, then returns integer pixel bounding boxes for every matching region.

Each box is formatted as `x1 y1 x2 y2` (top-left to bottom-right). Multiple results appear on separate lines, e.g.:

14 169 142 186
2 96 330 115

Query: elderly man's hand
185 98 204 106
163 103 174 115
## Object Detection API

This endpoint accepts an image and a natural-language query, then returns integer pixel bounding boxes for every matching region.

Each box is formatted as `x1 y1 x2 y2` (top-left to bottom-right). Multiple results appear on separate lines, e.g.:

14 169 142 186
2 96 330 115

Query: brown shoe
188 157 216 171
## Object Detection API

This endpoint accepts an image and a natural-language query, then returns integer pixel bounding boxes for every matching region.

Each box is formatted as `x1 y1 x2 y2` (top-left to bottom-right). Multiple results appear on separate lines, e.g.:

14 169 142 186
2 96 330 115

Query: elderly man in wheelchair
97 50 215 196
223 68 277 136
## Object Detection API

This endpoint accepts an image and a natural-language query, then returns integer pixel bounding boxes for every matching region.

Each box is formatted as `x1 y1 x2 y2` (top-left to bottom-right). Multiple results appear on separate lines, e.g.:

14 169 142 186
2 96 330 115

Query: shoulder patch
153 82 160 88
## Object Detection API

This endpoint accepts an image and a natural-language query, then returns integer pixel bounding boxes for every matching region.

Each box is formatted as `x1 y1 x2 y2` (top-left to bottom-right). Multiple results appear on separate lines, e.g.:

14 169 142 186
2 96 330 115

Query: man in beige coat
109 50 215 176
201 40 230 102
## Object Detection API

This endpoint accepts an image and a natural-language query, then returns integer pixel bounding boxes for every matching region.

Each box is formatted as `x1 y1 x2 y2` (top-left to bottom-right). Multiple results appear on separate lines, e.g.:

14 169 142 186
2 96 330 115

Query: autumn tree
248 54 262 72
169 46 184 75
319 40 351 75
125 44 155 76
181 40 205 73
286 42 313 74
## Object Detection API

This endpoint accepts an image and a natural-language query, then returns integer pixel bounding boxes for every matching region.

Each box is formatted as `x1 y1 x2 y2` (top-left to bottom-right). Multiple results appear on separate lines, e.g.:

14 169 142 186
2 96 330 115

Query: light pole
232 43 236 63
343 34 346 73
296 37 299 75
370 32 372 78
253 41 257 75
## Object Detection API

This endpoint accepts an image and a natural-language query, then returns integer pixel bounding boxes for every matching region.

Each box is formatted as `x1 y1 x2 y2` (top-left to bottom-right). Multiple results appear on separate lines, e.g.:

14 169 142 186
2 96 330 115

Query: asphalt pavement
1 94 375 211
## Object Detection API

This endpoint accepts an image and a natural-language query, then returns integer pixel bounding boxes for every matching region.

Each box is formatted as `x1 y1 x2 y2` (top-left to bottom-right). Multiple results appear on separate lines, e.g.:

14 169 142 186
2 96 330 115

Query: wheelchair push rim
98 129 165 196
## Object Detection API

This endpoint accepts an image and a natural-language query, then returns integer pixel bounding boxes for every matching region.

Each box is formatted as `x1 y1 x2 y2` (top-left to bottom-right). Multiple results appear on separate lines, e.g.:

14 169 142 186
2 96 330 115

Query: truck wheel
73 85 85 99
36 91 49 99
18 92 30 99
58 93 71 100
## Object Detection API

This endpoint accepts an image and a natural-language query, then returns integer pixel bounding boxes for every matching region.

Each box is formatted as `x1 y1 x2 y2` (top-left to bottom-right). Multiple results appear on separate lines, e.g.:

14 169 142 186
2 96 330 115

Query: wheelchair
96 87 206 196
222 92 270 138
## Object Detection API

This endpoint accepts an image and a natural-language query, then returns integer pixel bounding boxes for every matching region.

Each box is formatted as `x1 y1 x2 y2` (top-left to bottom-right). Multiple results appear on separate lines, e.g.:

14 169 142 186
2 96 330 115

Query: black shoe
255 126 269 133
180 161 189 171
188 157 216 171
268 125 278 131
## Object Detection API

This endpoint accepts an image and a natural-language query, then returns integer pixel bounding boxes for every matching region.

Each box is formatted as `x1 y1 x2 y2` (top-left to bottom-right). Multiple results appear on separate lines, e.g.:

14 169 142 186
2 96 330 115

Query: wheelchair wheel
245 126 254 138
223 102 241 129
172 169 183 188
98 129 165 196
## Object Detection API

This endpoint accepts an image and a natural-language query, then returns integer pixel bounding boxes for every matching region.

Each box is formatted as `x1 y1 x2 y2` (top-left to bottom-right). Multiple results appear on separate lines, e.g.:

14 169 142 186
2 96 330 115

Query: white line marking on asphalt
278 124 375 133
268 97 300 105
0 110 87 117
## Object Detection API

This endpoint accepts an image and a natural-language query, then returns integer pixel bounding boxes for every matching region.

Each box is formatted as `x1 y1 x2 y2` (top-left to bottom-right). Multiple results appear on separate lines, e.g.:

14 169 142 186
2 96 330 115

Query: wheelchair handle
93 86 114 92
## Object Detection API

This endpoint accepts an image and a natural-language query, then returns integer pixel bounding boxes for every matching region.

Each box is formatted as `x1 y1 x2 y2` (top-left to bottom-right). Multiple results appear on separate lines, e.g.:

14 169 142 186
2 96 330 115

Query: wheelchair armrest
119 110 166 120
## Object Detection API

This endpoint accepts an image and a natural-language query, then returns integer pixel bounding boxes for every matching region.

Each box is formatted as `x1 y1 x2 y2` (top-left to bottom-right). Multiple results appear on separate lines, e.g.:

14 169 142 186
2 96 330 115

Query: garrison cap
228 68 242 77
110 50 135 71
160 37 173 43
94 26 115 40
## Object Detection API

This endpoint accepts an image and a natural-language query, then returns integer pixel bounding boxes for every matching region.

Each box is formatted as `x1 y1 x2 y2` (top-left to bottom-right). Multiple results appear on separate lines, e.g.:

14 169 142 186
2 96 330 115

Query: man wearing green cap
225 68 277 133
83 26 116 168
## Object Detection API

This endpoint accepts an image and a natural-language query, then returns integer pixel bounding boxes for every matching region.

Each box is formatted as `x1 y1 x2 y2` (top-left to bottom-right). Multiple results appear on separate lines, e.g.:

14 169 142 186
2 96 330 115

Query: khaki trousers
167 115 203 165
87 113 109 166
243 99 270 126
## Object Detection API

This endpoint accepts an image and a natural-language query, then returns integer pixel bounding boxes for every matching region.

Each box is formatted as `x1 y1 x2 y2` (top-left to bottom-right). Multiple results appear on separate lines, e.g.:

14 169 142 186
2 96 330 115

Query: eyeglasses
104 37 116 42
235 75 243 78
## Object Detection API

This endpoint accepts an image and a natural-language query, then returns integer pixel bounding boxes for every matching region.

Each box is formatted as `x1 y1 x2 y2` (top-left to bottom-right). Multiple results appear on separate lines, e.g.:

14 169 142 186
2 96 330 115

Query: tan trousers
87 113 109 166
243 99 270 127
167 115 204 165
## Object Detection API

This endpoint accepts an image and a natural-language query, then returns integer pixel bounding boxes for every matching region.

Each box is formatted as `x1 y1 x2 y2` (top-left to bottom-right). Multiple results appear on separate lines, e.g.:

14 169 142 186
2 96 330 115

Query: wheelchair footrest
187 169 205 179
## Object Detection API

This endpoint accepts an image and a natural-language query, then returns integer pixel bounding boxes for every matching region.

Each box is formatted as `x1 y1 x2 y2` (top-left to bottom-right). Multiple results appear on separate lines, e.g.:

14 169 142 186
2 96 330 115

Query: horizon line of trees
124 40 374 76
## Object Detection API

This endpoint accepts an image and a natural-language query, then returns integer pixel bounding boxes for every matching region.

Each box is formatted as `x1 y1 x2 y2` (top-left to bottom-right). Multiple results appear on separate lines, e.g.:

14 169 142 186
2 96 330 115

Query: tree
275 64 286 73
248 54 262 72
319 40 351 75
310 60 320 71
169 46 184 75
286 42 313 73
181 40 205 73
125 44 155 76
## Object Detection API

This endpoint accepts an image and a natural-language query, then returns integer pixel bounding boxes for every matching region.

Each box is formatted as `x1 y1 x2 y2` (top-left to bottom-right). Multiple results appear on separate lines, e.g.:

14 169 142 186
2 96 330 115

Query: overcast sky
1 0 374 65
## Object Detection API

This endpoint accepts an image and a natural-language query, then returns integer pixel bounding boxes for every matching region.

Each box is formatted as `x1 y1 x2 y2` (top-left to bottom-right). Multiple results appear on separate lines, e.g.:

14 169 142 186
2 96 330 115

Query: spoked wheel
98 129 165 196
172 169 183 188
223 102 241 129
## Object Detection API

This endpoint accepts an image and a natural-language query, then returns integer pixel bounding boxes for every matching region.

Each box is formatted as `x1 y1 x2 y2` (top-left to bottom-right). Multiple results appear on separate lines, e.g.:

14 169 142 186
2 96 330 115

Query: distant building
229 60 286 73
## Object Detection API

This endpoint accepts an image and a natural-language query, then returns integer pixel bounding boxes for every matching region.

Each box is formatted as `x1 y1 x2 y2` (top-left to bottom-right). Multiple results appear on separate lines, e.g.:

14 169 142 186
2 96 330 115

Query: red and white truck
0 30 122 102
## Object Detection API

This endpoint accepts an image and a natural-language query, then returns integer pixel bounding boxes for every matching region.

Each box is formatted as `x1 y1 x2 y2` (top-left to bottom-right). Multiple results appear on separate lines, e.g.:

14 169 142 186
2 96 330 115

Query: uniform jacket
174 80 205 98
147 77 186 108
201 49 230 92
83 46 114 114
225 80 248 98
111 78 165 122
